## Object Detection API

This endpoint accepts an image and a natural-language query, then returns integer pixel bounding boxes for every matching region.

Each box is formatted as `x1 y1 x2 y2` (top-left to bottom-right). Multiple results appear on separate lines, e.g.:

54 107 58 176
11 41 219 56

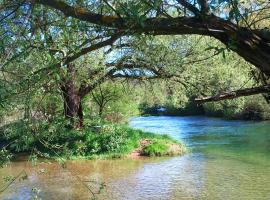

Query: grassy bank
0 120 186 164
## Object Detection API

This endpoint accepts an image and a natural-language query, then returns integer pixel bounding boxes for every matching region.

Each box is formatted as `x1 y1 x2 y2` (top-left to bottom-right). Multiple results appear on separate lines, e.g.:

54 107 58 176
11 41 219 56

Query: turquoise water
130 116 270 199
1 116 270 199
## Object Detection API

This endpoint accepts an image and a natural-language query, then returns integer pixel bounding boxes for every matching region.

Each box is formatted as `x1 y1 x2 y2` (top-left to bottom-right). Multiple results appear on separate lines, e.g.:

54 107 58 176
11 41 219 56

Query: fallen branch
195 84 270 103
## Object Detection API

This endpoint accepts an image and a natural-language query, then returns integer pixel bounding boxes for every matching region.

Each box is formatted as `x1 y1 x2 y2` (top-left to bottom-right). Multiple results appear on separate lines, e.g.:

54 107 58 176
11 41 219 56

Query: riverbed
1 116 270 199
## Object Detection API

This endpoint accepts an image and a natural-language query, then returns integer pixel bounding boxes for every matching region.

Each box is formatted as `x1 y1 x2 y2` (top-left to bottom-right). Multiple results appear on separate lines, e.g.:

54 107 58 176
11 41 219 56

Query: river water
1 116 270 199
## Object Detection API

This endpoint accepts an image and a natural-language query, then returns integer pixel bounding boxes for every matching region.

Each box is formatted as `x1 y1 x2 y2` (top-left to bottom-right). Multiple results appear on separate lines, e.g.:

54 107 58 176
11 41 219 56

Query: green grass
0 120 186 160
143 139 186 156
143 141 168 156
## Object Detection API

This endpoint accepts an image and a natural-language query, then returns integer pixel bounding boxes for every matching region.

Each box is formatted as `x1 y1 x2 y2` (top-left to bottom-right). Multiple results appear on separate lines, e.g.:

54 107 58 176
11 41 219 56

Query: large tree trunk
61 86 83 128
61 64 84 129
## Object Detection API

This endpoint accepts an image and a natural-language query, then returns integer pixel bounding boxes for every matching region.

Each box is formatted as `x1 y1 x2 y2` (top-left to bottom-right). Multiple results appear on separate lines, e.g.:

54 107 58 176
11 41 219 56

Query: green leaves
55 72 61 81
0 149 13 168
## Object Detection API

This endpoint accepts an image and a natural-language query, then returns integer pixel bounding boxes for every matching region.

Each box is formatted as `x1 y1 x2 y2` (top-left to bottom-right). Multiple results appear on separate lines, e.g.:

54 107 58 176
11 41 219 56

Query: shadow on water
1 116 270 199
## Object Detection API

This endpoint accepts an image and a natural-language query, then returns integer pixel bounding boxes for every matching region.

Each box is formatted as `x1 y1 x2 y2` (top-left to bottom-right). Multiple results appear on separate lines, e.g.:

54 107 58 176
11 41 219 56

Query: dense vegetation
0 119 184 163
1 0 270 165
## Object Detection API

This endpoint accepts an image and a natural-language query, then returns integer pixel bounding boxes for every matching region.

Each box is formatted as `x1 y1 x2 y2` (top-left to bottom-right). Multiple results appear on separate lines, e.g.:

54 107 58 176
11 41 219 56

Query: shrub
241 101 263 120
143 141 169 156
1 119 185 160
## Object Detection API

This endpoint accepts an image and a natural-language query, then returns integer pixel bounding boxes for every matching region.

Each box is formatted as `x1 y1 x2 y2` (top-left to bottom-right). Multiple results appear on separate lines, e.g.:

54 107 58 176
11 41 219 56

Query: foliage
87 81 140 122
0 119 184 160
0 0 270 167
143 136 185 156
125 35 270 120
143 141 169 156
0 148 13 167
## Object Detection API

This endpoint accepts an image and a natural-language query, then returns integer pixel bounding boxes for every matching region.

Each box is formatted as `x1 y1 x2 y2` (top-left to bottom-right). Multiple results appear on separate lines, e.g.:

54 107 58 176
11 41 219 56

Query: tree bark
61 64 83 128
195 84 270 104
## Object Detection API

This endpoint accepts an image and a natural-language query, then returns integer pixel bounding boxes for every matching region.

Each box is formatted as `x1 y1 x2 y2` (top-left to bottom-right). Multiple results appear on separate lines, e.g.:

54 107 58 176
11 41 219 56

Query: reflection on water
1 116 270 199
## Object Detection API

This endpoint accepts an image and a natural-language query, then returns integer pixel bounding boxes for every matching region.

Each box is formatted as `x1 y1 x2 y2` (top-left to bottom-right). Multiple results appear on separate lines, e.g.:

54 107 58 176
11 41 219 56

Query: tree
0 2 168 128
1 0 270 128
32 0 270 96
91 83 120 117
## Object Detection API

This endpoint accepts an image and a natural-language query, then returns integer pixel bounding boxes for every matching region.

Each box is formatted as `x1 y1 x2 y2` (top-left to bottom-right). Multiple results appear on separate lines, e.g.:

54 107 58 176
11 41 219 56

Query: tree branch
198 0 209 14
64 32 122 64
34 0 124 28
176 0 200 15
195 84 270 103
78 68 117 98
35 0 206 33
33 0 270 77
78 60 170 98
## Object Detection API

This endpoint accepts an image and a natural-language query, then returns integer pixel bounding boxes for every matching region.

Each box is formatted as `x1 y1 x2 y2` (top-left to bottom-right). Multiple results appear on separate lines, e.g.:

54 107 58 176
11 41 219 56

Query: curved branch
34 0 270 77
64 32 122 64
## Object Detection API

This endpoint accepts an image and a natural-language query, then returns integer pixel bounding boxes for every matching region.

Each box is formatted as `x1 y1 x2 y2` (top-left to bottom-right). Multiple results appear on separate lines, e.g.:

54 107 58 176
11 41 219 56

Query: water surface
1 116 270 199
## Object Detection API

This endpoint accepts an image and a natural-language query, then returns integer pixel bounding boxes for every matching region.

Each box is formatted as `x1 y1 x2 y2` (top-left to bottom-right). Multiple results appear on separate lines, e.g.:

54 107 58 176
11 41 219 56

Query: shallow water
1 116 270 199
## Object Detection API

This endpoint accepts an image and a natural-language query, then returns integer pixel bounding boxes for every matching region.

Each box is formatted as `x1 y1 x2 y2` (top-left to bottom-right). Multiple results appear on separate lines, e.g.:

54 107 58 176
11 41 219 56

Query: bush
0 148 13 167
143 139 185 156
203 95 270 120
143 141 169 156
241 101 264 120
1 119 185 160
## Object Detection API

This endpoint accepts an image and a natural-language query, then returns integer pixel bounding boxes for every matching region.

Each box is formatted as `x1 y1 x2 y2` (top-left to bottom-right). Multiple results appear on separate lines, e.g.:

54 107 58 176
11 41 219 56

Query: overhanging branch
195 84 270 103
34 0 270 77
64 32 122 64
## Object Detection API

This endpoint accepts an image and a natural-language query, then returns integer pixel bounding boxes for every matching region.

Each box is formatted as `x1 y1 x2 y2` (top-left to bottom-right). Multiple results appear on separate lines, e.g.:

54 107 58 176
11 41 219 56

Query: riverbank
0 121 186 165
141 107 270 121
139 97 270 121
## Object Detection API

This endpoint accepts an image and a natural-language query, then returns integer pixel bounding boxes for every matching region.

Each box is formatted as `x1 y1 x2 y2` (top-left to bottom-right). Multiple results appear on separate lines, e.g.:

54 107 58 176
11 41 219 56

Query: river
0 116 270 199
